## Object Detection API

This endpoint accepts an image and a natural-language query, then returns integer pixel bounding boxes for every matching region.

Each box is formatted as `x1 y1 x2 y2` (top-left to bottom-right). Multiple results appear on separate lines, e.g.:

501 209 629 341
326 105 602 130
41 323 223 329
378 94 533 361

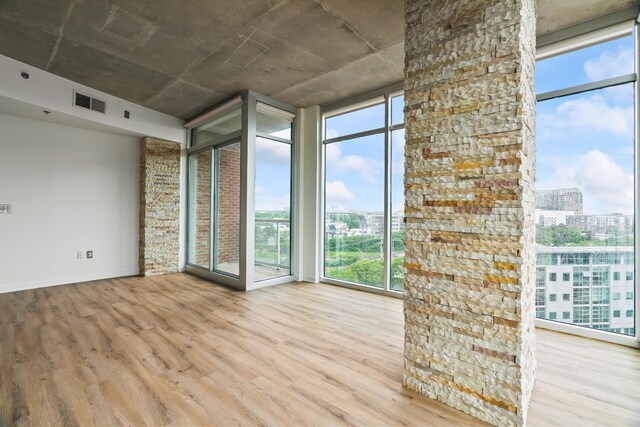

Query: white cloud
325 144 380 185
538 94 633 142
584 47 634 81
392 160 404 176
326 180 355 206
255 193 290 211
326 143 341 161
326 128 339 140
544 149 633 214
600 84 634 105
341 155 377 184
555 95 633 135
256 137 290 164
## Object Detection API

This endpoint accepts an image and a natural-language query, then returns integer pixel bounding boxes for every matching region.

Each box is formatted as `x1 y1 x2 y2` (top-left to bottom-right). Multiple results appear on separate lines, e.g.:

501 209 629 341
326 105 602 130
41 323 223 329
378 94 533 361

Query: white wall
300 106 321 283
0 113 140 293
0 54 185 143
0 53 189 277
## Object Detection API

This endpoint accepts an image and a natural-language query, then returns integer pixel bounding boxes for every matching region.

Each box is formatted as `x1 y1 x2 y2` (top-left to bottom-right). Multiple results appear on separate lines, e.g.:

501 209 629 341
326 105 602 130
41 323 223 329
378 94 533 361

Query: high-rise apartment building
536 245 635 335
536 188 584 214
535 209 576 226
567 213 634 235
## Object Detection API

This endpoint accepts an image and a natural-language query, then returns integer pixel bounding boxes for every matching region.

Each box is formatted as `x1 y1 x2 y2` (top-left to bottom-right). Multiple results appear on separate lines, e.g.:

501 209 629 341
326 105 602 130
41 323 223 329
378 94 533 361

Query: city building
567 213 634 235
535 209 576 226
536 245 635 336
536 187 584 214
363 212 405 236
391 213 405 233
366 213 385 236
325 220 349 238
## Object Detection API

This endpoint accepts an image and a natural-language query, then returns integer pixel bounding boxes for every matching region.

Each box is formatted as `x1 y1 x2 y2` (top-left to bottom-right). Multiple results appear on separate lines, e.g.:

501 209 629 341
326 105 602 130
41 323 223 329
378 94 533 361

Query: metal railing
255 218 290 269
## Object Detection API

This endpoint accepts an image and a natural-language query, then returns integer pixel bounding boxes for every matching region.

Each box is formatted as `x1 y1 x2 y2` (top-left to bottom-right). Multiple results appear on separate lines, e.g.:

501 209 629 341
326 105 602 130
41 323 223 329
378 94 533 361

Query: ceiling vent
73 91 106 114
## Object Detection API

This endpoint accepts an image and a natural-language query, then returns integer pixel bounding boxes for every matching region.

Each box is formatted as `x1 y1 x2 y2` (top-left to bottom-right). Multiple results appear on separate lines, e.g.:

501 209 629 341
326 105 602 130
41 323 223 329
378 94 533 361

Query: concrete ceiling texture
0 0 638 120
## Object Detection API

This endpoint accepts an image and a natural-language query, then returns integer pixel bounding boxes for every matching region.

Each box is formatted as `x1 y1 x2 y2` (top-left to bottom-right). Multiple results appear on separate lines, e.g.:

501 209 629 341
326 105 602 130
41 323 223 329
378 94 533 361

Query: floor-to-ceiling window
535 24 638 343
214 142 242 276
321 87 405 294
187 103 242 280
187 150 213 270
254 103 294 281
185 92 296 290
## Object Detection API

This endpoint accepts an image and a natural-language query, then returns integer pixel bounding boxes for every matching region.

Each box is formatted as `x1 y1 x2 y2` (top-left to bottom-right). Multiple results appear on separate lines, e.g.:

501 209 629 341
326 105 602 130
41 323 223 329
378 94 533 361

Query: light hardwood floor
0 273 638 426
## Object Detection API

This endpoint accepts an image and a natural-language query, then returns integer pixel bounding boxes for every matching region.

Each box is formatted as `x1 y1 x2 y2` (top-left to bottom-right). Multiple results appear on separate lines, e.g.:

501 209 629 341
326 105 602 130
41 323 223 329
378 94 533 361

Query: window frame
184 91 298 291
534 22 639 348
319 83 405 297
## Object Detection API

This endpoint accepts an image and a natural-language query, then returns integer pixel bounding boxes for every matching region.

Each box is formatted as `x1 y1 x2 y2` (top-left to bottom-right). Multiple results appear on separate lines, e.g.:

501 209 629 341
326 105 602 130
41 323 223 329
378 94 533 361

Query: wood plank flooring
0 273 638 426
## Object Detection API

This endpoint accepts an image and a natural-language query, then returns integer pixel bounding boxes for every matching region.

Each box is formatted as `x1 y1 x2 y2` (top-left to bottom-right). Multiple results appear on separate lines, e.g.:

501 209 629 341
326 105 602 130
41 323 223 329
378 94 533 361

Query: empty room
0 0 639 426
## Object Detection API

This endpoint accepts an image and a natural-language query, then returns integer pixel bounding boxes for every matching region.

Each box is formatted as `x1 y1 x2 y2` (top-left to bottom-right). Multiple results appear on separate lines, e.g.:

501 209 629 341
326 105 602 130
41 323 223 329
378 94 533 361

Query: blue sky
536 35 634 215
255 137 292 212
255 98 405 214
323 99 404 213
258 35 635 216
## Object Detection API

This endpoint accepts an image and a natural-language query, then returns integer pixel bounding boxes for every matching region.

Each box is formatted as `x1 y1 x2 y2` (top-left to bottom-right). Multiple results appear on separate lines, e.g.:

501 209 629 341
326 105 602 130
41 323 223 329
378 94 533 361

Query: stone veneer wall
139 137 181 276
403 0 536 426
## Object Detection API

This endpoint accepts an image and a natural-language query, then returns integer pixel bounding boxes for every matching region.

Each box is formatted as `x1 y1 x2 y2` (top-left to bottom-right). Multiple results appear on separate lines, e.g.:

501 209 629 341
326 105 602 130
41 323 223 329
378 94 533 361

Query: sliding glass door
187 142 241 278
214 142 241 276
254 137 292 280
185 91 297 290
187 150 213 269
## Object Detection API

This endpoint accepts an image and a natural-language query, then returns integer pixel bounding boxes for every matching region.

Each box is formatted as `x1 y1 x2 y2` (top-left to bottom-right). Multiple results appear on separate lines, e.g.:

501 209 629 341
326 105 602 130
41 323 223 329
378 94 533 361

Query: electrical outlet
77 251 83 259
0 204 11 214
86 250 93 259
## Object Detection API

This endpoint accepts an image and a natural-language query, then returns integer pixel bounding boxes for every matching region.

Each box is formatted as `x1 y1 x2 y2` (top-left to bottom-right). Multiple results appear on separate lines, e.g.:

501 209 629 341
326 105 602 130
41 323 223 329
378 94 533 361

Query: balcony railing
255 218 290 270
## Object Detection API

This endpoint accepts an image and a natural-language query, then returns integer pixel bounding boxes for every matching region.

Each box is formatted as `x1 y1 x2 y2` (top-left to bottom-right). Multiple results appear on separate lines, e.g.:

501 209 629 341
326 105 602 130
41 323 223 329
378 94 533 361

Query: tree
329 213 365 229
326 258 384 287
536 224 589 246
325 235 383 253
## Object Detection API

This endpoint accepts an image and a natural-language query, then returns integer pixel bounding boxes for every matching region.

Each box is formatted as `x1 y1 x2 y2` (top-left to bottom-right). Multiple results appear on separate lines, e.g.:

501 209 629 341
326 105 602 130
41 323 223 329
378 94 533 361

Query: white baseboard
0 269 140 294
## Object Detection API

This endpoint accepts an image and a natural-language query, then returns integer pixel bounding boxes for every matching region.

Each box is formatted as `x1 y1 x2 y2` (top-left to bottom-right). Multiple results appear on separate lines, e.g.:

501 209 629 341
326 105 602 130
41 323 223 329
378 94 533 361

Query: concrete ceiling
0 0 637 120
537 0 639 36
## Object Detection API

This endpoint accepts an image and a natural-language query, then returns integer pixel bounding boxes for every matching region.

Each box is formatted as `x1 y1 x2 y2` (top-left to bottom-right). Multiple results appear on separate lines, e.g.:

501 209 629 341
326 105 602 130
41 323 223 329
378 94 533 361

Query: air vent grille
91 98 106 113
75 92 91 109
73 91 106 114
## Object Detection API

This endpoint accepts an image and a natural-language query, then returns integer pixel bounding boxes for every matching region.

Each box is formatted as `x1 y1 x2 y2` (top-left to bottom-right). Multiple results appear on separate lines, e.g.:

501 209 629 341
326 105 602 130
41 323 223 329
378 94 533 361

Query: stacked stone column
403 0 536 425
139 137 181 276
